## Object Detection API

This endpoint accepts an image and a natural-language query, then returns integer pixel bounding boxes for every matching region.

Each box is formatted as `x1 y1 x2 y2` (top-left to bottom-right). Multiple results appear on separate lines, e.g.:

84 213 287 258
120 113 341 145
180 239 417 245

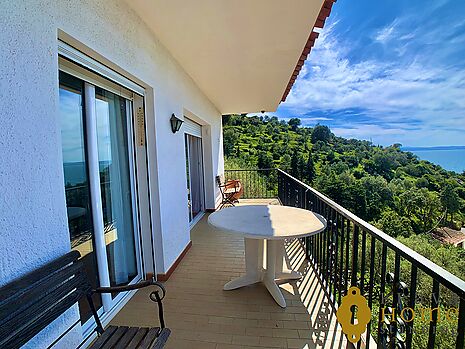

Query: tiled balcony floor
111 200 349 348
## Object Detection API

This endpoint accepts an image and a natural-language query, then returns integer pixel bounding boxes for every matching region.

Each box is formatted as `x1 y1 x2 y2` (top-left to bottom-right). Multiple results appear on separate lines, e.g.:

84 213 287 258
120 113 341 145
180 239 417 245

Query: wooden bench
0 250 170 349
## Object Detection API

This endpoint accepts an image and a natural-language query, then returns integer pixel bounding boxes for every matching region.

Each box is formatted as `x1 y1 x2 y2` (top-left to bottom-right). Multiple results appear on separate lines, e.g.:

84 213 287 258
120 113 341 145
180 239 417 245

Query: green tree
223 128 238 157
364 151 398 179
303 153 315 183
290 151 305 179
397 188 442 233
441 185 461 223
375 209 414 237
288 118 301 131
360 175 393 221
281 154 292 171
326 150 336 163
415 176 429 188
311 124 332 143
257 151 273 169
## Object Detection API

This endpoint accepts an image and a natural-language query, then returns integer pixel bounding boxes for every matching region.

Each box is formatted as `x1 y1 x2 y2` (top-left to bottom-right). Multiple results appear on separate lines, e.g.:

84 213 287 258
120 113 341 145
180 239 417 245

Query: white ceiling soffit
127 0 324 114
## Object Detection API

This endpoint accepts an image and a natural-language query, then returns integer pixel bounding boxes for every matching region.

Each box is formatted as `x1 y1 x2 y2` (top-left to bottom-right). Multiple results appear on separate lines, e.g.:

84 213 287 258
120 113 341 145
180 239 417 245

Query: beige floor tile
110 206 352 349
259 336 288 348
165 339 217 349
232 335 260 346
272 328 300 338
245 327 273 337
216 344 244 349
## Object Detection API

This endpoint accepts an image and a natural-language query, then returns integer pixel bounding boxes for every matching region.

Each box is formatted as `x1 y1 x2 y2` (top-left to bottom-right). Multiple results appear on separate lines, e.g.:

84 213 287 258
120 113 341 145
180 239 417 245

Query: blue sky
275 0 465 147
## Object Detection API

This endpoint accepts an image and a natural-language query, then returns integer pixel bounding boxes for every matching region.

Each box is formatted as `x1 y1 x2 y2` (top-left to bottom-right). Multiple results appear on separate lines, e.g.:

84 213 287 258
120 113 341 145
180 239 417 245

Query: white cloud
303 117 332 122
279 15 465 147
374 20 397 43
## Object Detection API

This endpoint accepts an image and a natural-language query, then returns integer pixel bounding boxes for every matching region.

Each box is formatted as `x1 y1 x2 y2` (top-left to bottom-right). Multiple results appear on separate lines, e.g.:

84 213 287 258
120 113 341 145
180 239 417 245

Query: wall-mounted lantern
170 114 183 133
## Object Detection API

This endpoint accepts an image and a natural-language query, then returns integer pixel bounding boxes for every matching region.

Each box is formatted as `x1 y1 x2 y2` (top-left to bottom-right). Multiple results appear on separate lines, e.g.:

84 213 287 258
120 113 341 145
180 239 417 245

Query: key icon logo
336 286 372 343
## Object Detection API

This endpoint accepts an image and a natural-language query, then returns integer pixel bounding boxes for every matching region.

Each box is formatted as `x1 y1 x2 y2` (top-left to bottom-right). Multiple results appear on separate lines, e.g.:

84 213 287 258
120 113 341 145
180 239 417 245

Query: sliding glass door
95 87 138 289
60 72 102 322
59 68 141 324
185 133 205 222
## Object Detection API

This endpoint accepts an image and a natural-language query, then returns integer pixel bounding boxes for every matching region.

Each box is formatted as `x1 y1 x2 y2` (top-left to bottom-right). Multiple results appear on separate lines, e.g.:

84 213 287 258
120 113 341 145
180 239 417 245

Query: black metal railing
276 169 465 349
224 169 277 199
225 168 465 348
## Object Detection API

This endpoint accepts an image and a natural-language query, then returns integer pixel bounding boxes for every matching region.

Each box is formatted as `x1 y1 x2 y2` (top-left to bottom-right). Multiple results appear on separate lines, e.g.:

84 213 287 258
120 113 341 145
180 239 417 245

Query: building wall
0 0 223 347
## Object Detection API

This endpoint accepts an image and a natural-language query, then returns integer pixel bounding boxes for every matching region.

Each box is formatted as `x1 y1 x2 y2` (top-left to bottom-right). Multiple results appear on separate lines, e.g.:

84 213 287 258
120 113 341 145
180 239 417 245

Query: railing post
405 265 417 349
366 236 376 348
338 216 345 305
344 219 350 296
390 252 401 349
332 210 339 302
360 230 367 294
378 244 388 346
456 298 465 349
427 280 440 349
351 225 359 287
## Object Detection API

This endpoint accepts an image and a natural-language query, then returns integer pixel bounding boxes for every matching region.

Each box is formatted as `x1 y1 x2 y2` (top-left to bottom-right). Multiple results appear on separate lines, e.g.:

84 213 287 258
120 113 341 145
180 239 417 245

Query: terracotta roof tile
281 0 336 102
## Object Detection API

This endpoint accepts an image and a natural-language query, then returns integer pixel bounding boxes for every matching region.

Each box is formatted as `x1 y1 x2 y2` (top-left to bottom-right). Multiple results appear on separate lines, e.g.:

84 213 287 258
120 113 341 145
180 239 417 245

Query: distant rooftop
432 226 465 246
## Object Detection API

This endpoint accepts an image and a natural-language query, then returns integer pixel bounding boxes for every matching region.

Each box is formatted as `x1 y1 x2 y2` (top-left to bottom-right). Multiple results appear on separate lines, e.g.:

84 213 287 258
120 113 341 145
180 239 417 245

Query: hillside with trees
224 114 465 274
223 114 465 234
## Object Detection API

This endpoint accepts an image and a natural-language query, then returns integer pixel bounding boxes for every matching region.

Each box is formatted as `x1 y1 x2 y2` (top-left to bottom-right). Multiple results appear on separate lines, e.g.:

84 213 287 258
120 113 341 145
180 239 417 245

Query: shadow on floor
111 213 350 349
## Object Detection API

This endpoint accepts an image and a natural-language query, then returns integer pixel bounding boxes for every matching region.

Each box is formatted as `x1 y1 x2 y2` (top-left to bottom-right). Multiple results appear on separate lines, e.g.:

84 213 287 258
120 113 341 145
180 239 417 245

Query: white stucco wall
0 0 224 347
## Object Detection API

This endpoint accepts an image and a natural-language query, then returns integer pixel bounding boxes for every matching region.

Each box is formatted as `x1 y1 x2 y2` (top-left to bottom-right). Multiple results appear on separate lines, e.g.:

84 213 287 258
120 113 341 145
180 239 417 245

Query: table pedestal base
223 238 301 308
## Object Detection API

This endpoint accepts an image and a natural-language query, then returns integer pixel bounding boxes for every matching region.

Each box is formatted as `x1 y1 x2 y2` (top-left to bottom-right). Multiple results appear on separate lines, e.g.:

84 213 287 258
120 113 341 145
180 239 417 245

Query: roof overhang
126 0 329 114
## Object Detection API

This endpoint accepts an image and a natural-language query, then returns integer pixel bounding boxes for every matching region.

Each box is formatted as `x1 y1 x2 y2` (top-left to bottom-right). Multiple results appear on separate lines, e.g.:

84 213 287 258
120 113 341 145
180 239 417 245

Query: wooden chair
0 250 170 349
216 175 243 209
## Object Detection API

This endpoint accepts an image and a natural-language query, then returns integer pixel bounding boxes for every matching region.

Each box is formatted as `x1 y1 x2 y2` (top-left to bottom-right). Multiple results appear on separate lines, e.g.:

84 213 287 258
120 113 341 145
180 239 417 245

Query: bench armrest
94 279 167 329
94 279 166 299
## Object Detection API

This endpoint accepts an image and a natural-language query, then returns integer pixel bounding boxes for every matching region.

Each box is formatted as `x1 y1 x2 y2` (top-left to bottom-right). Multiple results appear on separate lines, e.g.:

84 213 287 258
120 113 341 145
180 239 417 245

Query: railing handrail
277 168 465 297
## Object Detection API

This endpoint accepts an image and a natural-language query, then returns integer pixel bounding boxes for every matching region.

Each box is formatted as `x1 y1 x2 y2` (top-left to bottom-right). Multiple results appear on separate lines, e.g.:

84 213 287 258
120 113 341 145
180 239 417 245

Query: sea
63 161 110 185
402 146 465 174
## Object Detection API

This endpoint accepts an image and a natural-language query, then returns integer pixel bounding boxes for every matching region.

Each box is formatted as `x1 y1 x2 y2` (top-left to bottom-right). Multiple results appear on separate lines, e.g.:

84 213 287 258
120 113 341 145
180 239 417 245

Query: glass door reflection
59 67 141 326
59 72 102 322
95 87 138 291
185 134 205 222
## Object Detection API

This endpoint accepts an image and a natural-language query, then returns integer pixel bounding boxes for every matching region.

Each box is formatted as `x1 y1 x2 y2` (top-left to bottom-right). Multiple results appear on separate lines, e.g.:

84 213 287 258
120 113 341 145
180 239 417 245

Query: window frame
58 52 146 338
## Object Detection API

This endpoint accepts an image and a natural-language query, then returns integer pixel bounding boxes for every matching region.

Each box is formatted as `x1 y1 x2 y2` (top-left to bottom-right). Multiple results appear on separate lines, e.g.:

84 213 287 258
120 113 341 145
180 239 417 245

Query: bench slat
0 281 85 349
152 328 171 349
0 250 91 349
0 261 89 323
0 250 80 304
88 326 118 349
138 327 160 349
113 326 139 349
102 326 129 348
1 269 88 335
126 327 149 349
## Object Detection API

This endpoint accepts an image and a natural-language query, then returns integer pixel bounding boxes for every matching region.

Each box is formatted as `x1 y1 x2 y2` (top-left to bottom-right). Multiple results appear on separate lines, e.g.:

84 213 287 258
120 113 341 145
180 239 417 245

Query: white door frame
84 82 113 312
59 53 150 336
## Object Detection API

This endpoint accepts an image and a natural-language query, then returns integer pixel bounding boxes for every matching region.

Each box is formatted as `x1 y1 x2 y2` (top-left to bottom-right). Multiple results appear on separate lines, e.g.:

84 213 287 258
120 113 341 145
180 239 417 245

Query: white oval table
208 205 326 307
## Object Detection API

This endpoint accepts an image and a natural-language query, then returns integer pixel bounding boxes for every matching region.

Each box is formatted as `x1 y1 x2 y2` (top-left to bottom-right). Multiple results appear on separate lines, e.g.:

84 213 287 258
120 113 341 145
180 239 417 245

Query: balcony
111 169 465 349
